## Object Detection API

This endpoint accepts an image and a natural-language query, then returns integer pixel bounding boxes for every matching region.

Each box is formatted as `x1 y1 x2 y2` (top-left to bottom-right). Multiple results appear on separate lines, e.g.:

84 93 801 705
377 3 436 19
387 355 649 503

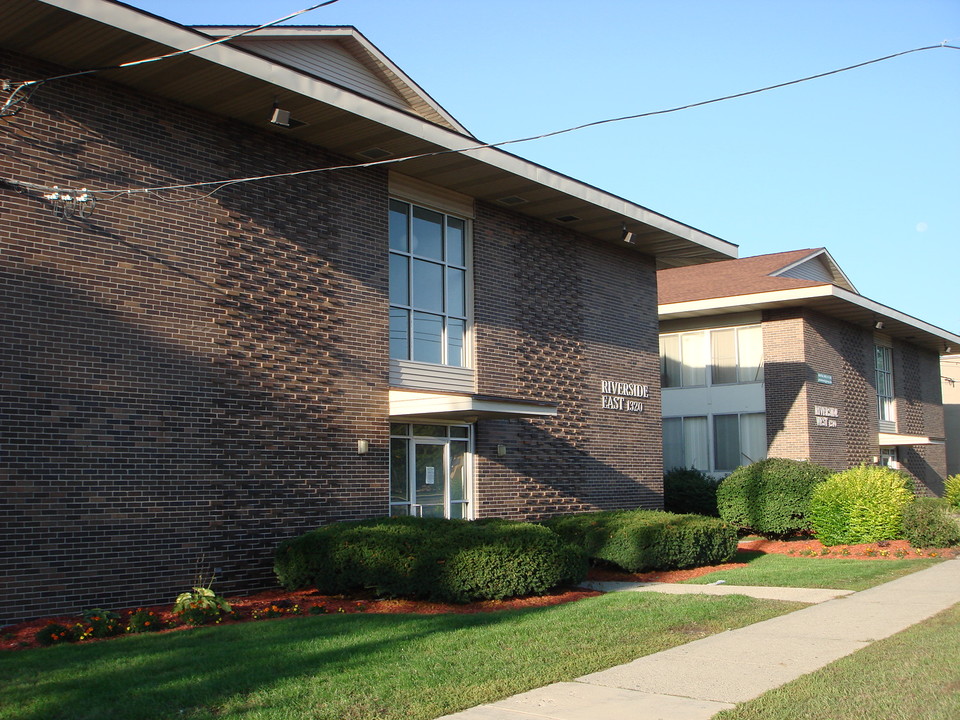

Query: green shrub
173 580 232 626
126 608 165 633
902 498 960 548
543 510 737 573
274 516 587 603
72 608 123 641
35 623 73 646
945 474 960 510
663 467 719 517
808 465 915 546
716 458 833 536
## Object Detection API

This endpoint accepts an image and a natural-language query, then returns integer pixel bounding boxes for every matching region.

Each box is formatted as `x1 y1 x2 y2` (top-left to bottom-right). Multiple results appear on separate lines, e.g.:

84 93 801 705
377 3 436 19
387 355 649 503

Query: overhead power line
0 0 343 117
1 42 957 216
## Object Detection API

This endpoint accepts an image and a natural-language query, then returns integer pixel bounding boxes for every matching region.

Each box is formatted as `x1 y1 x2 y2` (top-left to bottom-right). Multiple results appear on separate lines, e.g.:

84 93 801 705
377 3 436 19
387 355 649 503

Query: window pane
447 318 464 367
714 414 741 471
449 426 469 438
390 504 410 517
681 332 706 386
446 217 465 266
446 267 465 317
389 254 409 306
390 423 409 436
711 329 738 385
737 326 764 383
412 312 443 363
683 416 709 471
390 438 409 502
389 200 409 252
411 259 443 312
390 308 409 360
740 413 767 465
448 502 465 519
449 442 466 501
662 418 683 470
412 206 443 259
412 424 447 437
661 335 681 388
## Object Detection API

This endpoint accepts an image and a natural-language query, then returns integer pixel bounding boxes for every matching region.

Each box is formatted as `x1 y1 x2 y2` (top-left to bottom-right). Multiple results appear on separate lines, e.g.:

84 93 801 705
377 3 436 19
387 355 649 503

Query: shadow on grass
0 606 555 720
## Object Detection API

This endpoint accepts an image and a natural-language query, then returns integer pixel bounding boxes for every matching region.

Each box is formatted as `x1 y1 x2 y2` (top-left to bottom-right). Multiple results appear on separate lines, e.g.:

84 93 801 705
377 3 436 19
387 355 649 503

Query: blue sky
124 0 960 333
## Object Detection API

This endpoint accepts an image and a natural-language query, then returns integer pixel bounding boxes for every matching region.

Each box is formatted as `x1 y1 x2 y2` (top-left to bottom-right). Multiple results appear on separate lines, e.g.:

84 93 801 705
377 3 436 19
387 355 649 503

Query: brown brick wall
0 50 666 624
763 309 810 460
472 204 662 519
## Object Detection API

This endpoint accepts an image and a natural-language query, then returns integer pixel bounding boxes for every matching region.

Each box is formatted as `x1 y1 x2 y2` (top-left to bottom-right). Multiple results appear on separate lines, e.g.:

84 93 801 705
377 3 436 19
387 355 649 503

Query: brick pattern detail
894 342 947 494
472 204 662 520
0 52 391 625
763 309 810 460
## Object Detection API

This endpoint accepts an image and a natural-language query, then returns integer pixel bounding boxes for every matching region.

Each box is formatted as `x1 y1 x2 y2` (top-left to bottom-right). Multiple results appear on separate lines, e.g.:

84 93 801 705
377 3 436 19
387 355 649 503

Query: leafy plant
72 609 123 641
34 623 73 646
173 576 232 626
663 467 720 516
902 498 960 548
716 458 833 536
126 608 165 633
808 465 915 546
945 474 960 510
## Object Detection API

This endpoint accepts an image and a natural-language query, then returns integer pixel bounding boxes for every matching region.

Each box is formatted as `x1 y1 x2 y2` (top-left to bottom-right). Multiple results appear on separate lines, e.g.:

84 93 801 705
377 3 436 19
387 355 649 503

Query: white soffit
389 390 557 421
879 432 945 446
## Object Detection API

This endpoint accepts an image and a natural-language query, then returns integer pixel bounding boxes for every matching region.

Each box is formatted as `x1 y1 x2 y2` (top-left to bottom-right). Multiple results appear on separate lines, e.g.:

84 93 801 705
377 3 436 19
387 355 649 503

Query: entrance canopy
389 389 557 422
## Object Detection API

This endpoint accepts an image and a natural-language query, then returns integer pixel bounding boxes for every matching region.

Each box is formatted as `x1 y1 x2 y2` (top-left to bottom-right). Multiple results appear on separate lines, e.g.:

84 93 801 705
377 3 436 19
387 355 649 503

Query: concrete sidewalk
437 557 960 720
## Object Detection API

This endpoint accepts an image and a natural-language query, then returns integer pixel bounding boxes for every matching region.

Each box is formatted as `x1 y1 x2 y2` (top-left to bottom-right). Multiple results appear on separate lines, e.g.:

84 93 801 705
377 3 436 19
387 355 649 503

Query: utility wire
0 0 342 116
2 42 957 205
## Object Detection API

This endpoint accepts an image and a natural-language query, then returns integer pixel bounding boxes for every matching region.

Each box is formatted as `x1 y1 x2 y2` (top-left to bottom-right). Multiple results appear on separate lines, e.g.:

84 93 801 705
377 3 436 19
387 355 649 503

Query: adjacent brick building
0 0 737 624
658 249 959 494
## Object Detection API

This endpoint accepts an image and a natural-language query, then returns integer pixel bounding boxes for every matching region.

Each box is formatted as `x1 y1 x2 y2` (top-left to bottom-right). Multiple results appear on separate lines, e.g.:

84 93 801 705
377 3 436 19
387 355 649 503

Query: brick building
658 248 960 493
0 1 737 623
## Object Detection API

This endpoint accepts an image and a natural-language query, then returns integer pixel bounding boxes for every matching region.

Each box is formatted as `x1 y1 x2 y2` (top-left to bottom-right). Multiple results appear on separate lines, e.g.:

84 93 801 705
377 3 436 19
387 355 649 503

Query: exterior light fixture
621 224 634 244
357 439 369 455
497 444 507 457
874 320 884 330
270 105 305 129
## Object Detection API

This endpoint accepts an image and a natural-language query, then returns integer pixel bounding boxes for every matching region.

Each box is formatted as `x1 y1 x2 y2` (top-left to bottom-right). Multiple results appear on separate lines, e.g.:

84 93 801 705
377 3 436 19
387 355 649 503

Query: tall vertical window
662 416 709 470
713 412 767 472
389 200 468 367
875 344 894 424
661 325 763 388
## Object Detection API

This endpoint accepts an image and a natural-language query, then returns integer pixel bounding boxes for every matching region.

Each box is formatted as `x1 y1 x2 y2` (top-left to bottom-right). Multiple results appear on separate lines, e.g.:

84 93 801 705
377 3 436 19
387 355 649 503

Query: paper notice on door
425 467 435 485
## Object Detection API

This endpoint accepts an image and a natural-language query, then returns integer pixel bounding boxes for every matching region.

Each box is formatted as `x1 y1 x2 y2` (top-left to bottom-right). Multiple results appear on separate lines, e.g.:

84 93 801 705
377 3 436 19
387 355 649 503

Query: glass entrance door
413 441 446 518
389 423 471 519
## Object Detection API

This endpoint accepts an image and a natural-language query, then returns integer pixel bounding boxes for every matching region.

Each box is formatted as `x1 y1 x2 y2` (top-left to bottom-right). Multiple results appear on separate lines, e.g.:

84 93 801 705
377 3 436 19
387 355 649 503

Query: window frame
389 198 471 368
662 412 767 474
660 324 764 389
875 343 895 426
388 422 473 519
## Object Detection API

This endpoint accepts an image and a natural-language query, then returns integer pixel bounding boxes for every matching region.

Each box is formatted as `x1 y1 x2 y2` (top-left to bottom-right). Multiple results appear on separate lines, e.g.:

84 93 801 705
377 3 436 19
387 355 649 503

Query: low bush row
542 510 737 573
274 516 587 603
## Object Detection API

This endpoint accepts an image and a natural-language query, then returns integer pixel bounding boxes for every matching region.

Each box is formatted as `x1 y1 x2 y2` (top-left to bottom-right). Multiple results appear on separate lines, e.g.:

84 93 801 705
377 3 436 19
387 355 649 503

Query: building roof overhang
659 285 960 355
388 390 558 422
0 0 737 268
878 432 945 446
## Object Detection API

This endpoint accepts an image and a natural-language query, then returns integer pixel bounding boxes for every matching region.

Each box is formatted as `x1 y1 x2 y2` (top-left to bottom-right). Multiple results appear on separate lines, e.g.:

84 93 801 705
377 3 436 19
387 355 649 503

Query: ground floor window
663 413 766 474
879 447 900 470
389 423 471 519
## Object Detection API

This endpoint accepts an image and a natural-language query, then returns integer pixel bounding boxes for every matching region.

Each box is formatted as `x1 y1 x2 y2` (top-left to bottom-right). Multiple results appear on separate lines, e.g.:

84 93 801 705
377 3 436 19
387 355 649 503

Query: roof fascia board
660 284 960 348
42 0 736 259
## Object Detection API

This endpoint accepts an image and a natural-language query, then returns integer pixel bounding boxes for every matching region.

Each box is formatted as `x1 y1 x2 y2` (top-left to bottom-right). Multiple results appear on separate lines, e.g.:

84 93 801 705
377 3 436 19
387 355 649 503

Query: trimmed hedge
717 458 833 536
663 467 720 517
543 510 737 573
902 498 960 548
808 465 914 546
274 516 587 603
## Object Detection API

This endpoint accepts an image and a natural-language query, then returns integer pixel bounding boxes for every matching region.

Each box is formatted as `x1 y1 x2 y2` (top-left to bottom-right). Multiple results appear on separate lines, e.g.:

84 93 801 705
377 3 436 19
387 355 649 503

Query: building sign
816 372 833 385
601 380 649 413
814 405 838 428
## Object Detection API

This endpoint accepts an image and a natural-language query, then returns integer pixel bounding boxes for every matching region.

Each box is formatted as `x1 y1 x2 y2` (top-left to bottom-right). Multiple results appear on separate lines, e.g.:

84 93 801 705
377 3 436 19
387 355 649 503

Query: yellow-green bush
808 465 915 546
945 474 960 510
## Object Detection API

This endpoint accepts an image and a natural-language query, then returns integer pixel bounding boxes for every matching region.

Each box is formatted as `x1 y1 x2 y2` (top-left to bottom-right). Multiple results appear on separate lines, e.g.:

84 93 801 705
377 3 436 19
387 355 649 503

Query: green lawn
716 602 960 720
681 551 942 591
0 593 802 720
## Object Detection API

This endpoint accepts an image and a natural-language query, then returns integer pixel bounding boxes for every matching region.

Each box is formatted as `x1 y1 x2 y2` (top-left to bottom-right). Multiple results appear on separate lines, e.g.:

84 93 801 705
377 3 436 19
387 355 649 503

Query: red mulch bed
4 537 954 653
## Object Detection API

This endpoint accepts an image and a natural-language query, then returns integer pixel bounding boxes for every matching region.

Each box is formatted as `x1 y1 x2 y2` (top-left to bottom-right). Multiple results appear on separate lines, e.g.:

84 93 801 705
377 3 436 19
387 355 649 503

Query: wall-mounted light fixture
269 104 306 129
497 444 507 457
621 224 635 244
874 320 885 330
357 439 369 455
946 344 954 354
